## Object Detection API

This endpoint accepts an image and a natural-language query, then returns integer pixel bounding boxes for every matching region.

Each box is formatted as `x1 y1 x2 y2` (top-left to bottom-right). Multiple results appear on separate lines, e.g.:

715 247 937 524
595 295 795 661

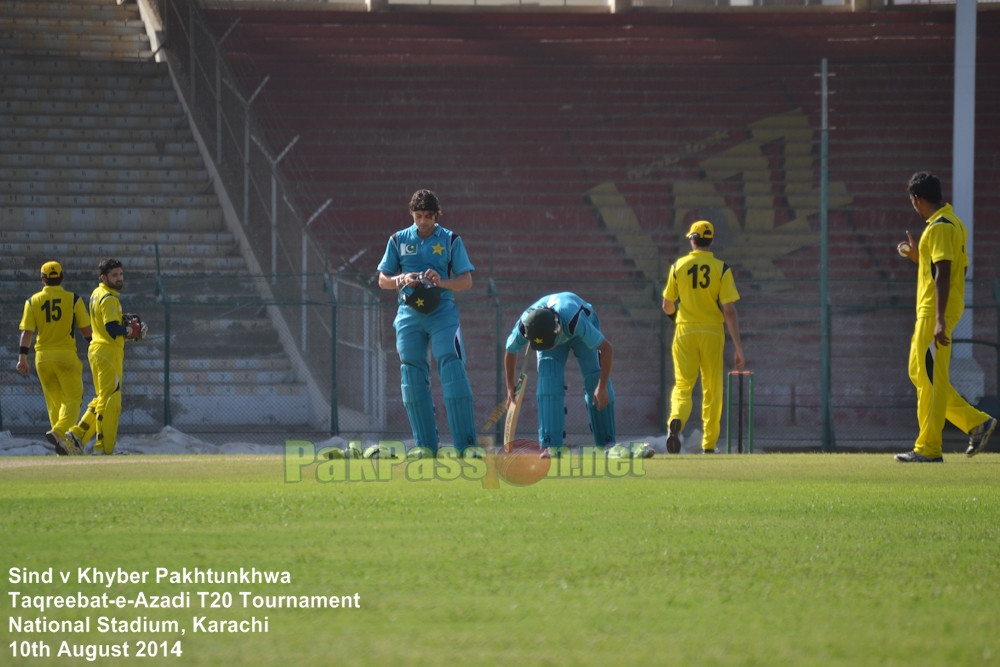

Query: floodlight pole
952 0 976 356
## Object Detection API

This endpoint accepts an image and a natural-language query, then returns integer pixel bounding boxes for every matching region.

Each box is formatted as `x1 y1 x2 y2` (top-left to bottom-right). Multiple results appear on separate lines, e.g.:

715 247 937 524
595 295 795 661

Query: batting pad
583 370 616 447
400 364 439 450
440 358 476 453
536 363 567 447
586 399 616 447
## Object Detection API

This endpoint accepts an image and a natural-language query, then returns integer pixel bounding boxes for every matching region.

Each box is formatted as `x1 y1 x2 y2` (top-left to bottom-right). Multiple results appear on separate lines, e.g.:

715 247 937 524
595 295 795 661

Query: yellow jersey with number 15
19 285 91 352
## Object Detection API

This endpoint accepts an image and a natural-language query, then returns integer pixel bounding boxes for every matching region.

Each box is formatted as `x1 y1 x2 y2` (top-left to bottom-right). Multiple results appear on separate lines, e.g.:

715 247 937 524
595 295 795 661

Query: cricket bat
503 349 532 447
481 398 508 433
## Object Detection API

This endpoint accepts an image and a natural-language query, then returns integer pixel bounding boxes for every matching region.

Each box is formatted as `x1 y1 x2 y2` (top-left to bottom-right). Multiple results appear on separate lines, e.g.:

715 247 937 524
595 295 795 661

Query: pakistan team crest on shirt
401 244 418 256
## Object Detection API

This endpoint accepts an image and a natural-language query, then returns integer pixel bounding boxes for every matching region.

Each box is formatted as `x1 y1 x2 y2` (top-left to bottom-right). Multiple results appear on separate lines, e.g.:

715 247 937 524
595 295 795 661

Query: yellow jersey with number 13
663 249 741 327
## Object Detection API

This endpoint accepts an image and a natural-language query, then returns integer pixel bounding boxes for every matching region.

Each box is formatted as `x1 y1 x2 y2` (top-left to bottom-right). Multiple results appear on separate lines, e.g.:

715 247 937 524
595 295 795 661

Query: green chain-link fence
4 271 996 452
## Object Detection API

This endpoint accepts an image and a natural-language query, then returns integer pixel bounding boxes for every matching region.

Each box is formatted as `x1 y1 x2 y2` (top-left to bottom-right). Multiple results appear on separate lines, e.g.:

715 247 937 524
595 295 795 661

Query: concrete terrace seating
0 0 152 60
0 0 316 438
202 8 1000 439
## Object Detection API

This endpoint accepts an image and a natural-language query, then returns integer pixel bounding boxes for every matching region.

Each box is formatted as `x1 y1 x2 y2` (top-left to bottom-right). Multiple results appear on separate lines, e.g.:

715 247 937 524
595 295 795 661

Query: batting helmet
522 307 560 351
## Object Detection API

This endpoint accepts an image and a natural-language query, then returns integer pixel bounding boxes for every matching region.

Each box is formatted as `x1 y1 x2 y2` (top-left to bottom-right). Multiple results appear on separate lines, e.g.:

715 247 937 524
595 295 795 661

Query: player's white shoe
407 446 434 459
65 431 86 456
967 417 997 457
630 442 654 459
46 430 69 456
605 444 630 459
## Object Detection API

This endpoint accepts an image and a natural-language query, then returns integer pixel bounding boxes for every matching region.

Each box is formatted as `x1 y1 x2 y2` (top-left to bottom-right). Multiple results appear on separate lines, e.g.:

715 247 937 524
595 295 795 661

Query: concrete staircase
0 0 313 438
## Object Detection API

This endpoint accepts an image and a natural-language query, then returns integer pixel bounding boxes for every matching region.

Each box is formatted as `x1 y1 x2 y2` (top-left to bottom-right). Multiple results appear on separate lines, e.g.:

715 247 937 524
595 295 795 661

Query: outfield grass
2 453 999 666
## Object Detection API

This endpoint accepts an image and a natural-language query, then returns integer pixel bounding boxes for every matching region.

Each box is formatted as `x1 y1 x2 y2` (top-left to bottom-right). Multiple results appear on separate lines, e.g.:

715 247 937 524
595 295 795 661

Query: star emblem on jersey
533 337 544 345
432 243 444 255
415 298 425 307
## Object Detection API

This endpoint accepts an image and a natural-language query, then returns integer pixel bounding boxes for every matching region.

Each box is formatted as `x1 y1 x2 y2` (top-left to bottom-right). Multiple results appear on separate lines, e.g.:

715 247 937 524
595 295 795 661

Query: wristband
19 346 29 355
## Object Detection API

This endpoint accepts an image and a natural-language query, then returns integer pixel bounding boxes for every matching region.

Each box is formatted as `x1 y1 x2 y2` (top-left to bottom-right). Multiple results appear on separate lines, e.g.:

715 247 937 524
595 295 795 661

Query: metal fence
4 272 996 452
1 271 381 441
150 0 383 437
9 0 988 452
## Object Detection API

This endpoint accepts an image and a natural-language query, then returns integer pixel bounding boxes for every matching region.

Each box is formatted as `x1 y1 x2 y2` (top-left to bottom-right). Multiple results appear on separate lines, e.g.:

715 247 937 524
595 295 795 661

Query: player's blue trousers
535 315 615 448
394 299 476 453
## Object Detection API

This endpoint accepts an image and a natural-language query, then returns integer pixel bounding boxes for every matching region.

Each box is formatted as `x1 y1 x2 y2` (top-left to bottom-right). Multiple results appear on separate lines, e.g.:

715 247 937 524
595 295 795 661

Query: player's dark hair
409 189 441 216
43 275 64 286
907 171 943 205
98 257 123 277
693 237 712 249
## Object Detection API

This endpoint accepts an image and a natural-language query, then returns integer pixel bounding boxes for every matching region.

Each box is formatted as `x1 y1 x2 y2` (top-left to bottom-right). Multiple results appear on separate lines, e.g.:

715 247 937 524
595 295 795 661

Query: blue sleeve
577 319 605 350
505 318 528 354
563 308 604 350
448 236 474 276
376 236 401 275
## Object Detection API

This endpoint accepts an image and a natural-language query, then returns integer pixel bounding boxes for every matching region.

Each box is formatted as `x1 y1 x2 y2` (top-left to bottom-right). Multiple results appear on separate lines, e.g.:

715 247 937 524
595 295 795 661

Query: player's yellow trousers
909 315 990 458
69 345 124 455
670 324 726 451
34 349 84 436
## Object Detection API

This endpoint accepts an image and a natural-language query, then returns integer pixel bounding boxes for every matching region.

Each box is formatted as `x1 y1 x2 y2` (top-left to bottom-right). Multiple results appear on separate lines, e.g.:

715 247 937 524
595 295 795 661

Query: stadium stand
3 0 998 448
0 0 313 436
197 7 1000 445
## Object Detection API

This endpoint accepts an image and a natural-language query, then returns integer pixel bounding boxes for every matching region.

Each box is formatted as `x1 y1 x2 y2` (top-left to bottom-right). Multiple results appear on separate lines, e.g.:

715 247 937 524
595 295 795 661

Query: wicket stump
725 370 755 454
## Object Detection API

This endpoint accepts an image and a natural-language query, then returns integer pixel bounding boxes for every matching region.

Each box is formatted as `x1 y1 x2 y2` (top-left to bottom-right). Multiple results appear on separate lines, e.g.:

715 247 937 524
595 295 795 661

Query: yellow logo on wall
587 108 853 287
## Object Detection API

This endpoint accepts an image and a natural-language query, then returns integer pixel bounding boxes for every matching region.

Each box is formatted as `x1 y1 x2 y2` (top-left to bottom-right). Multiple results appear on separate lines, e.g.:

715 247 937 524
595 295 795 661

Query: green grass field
2 453 999 666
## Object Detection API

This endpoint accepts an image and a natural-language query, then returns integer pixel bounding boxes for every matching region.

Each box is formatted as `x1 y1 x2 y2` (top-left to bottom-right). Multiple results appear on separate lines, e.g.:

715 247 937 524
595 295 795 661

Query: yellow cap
41 261 63 279
686 220 714 239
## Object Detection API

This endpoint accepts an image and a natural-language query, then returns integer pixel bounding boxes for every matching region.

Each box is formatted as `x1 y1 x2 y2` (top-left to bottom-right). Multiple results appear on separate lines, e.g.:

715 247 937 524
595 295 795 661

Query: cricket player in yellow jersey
895 172 996 462
17 261 92 455
662 221 745 453
65 258 146 455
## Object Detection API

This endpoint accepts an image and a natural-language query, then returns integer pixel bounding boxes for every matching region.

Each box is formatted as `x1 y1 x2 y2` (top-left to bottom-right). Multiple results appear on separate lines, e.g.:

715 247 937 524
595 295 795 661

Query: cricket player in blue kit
504 292 648 457
377 190 477 456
